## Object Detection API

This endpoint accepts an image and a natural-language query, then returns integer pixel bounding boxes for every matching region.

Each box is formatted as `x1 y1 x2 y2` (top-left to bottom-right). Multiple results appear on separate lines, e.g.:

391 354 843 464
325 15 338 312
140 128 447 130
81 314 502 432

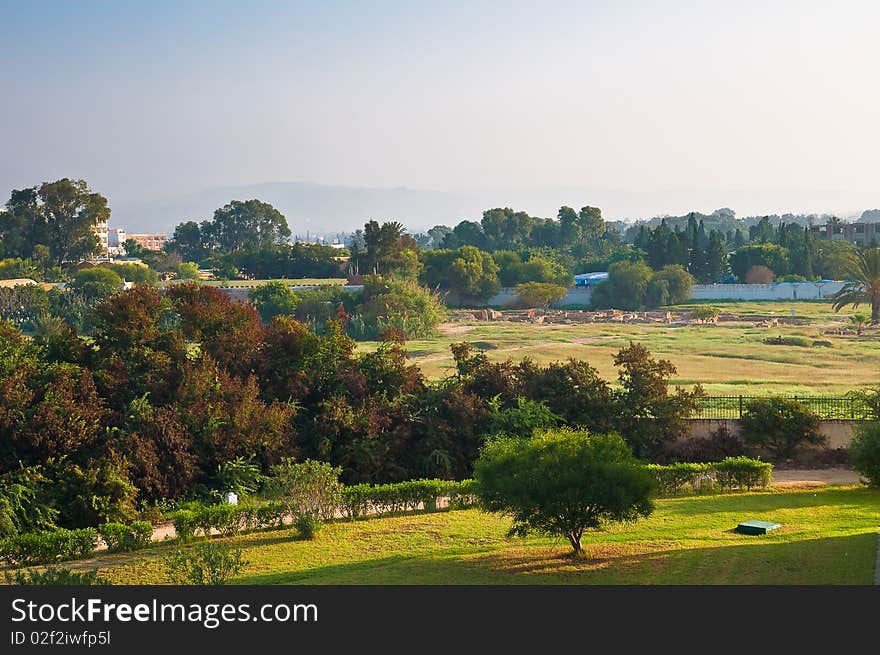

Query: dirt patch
438 323 477 335
770 468 860 488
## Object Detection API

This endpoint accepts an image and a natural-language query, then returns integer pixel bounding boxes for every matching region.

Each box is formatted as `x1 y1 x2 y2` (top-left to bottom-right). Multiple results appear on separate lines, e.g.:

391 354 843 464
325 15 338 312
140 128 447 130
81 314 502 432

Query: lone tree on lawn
473 428 655 555
832 248 880 323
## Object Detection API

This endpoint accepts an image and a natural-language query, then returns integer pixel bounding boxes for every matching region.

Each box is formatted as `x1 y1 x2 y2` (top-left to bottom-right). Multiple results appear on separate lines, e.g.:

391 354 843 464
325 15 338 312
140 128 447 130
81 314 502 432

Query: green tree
850 312 869 335
514 282 568 308
354 220 421 279
729 244 790 282
646 265 693 308
705 230 728 282
70 268 124 301
203 200 291 252
176 262 200 281
473 428 655 554
590 260 653 310
739 397 825 461
248 281 301 324
849 422 880 486
122 239 146 258
358 277 446 339
831 248 880 323
2 179 108 266
104 263 158 286
421 246 500 304
612 342 704 459
166 221 210 262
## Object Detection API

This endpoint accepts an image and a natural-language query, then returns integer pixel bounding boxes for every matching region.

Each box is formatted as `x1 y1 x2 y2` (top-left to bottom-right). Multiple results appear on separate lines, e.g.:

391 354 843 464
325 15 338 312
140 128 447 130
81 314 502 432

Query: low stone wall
685 418 855 449
486 280 847 308
690 281 845 301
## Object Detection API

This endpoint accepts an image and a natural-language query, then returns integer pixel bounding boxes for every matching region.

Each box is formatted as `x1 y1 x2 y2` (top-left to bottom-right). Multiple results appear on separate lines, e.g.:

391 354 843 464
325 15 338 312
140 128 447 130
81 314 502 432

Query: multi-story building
92 218 110 255
809 221 880 246
126 233 169 251
107 227 127 256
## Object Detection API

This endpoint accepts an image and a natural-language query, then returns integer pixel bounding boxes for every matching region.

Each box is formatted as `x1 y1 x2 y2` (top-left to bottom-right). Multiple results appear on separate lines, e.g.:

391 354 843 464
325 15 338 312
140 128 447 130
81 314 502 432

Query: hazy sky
2 0 880 222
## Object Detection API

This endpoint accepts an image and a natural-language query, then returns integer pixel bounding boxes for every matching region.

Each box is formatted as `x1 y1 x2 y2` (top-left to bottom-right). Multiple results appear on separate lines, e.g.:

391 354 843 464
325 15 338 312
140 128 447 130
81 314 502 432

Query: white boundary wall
486 280 846 307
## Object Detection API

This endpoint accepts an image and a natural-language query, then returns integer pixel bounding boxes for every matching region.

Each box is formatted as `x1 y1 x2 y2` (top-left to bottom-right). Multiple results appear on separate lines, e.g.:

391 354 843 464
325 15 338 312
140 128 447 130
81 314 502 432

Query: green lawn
81 486 880 585
359 300 880 395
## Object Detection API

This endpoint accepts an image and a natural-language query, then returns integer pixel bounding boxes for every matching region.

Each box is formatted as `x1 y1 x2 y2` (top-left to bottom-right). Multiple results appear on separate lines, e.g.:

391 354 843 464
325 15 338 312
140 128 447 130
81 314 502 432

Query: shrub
195 504 240 537
690 306 720 322
295 513 322 540
740 397 825 461
448 479 479 509
164 542 247 585
5 567 109 585
474 428 655 554
340 484 373 520
99 521 153 552
849 422 880 486
254 502 288 529
762 336 813 347
646 463 711 495
214 456 266 498
711 457 773 491
266 459 342 520
71 267 124 301
357 278 446 340
0 528 98 566
514 282 568 308
171 510 198 542
658 424 745 464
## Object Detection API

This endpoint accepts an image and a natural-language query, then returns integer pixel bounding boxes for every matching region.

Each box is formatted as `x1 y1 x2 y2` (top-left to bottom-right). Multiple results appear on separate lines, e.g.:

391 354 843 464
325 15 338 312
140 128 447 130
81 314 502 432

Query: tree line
0 283 705 534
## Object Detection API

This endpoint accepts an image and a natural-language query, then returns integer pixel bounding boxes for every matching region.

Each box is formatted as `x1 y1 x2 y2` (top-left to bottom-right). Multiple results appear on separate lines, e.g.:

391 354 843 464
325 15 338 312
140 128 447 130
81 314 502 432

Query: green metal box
735 520 781 535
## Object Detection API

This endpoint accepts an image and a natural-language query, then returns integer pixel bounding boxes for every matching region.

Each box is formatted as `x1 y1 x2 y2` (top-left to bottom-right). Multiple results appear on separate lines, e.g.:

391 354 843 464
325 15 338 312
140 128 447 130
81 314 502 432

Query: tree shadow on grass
234 531 878 586
658 486 877 517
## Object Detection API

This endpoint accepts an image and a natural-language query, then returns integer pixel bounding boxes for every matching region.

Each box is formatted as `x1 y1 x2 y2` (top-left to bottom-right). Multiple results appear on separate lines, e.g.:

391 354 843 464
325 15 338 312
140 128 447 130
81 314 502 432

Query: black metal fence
695 395 874 420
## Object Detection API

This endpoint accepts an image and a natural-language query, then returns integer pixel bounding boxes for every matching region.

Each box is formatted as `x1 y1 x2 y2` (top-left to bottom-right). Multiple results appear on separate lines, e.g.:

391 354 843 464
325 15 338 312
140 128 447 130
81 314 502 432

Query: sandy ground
769 467 861 488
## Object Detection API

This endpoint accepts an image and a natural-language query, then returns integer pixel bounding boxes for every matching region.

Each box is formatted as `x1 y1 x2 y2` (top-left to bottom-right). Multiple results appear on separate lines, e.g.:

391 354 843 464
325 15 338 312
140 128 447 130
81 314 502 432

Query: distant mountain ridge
109 181 880 235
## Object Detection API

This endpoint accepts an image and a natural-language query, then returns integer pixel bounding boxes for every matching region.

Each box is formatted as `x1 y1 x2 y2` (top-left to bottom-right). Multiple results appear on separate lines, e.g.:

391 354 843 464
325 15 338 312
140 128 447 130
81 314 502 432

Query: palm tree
832 248 880 323
850 312 868 335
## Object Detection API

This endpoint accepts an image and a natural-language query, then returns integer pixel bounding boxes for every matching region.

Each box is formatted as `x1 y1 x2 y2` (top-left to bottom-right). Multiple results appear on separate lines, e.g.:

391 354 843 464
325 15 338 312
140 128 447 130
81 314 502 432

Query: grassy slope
86 486 880 585
357 301 880 394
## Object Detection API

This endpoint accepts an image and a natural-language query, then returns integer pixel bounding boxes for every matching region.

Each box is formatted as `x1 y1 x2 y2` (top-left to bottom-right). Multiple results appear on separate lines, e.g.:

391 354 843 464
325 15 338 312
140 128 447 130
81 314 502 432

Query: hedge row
0 528 99 566
171 502 288 542
170 480 479 539
98 521 154 553
340 479 478 519
647 457 773 495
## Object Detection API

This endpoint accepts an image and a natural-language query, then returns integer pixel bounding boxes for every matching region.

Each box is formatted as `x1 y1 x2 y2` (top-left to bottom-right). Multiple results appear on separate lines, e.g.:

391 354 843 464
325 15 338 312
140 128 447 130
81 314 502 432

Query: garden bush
340 484 373 519
646 458 771 495
0 528 98 566
195 504 241 537
98 521 153 552
254 502 288 529
647 463 711 495
164 542 247 585
171 510 198 542
849 422 880 486
712 457 773 491
266 459 342 520
295 513 322 539
740 397 825 461
4 566 109 585
657 424 745 464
